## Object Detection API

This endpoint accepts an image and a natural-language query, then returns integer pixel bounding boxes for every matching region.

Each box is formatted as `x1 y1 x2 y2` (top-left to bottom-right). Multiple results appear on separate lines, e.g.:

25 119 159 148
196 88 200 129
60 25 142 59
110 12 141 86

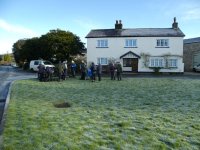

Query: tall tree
12 29 86 65
40 29 86 62
12 39 27 66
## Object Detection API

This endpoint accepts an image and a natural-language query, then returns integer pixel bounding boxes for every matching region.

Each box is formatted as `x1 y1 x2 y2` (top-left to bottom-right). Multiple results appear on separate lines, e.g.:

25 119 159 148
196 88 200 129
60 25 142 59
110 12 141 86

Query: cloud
181 7 200 21
0 19 38 36
0 39 15 54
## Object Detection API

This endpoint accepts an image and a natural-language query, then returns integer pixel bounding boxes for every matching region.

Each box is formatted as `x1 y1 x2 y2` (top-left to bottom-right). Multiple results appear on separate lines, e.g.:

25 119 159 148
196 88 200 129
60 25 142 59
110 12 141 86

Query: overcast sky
0 0 200 54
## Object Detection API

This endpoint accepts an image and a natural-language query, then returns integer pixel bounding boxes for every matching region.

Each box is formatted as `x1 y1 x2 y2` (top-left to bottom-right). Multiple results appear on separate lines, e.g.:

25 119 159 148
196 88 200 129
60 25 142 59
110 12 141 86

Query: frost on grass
2 78 200 149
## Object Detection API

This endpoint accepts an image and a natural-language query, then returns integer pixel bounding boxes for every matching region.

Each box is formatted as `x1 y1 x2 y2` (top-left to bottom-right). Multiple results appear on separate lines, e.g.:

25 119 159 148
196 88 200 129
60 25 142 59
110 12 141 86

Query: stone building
183 37 200 71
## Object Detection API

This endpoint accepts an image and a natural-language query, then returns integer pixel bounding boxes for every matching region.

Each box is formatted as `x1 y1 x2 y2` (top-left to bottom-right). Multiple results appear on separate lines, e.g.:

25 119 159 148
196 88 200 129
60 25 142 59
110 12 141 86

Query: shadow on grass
53 101 71 108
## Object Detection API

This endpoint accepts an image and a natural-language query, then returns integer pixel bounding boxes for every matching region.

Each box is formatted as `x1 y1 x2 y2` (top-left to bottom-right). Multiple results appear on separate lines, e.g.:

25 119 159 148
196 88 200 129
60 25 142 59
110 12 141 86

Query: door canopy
120 51 141 59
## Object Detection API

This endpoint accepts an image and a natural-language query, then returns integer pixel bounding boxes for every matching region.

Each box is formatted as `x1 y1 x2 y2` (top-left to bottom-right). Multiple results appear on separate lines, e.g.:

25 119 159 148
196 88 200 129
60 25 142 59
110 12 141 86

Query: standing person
109 63 115 80
116 62 122 81
38 64 45 81
80 61 86 80
97 63 102 81
90 62 96 82
87 67 92 80
70 60 76 77
62 60 68 80
58 61 63 81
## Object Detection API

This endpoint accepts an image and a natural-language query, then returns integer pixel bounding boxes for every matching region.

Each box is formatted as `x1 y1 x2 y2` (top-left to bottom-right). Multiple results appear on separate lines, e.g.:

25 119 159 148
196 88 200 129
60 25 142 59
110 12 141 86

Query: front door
132 58 138 72
123 58 138 72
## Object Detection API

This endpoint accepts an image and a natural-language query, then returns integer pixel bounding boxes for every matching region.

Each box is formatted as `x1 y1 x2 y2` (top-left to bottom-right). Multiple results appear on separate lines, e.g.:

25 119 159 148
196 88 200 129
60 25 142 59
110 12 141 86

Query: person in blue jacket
70 60 76 77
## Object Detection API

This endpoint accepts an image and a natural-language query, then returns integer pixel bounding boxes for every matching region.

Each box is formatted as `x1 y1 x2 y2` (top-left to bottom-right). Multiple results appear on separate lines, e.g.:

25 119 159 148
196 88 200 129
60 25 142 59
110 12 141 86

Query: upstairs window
156 39 169 47
125 39 137 47
97 40 108 48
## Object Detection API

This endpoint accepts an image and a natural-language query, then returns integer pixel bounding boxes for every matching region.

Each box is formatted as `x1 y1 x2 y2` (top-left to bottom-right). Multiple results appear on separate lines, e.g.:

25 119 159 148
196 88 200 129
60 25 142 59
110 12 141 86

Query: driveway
0 66 36 131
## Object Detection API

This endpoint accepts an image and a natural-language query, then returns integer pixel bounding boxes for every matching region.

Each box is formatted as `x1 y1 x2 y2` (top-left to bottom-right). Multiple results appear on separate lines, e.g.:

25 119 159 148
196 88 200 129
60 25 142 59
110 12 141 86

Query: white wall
87 37 184 72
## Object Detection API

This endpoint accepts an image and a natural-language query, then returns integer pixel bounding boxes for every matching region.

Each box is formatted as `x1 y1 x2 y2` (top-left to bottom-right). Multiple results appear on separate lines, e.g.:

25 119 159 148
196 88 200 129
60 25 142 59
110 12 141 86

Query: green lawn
2 77 200 150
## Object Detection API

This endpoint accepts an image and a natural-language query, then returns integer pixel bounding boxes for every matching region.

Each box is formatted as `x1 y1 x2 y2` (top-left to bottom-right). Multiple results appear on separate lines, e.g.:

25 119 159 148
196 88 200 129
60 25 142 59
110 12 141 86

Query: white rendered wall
87 37 184 72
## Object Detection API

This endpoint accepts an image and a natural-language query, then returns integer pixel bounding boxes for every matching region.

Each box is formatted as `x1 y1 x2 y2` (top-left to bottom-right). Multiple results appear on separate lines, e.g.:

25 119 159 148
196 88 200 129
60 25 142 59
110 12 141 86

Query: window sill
96 47 109 48
124 47 138 48
155 46 169 48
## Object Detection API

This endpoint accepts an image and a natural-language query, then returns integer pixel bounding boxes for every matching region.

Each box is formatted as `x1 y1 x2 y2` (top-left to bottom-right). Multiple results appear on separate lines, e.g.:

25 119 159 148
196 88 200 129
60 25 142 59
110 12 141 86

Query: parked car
193 64 200 72
29 60 55 71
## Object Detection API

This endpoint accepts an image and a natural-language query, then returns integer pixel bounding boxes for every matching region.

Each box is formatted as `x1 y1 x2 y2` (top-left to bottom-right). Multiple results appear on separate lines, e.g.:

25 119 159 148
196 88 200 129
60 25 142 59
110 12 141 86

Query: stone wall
183 43 200 71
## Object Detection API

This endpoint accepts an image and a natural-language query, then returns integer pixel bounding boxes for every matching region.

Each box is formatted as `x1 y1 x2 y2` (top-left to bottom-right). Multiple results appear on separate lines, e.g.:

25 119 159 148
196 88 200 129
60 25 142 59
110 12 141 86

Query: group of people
109 62 123 81
86 61 122 82
37 60 123 82
37 64 54 81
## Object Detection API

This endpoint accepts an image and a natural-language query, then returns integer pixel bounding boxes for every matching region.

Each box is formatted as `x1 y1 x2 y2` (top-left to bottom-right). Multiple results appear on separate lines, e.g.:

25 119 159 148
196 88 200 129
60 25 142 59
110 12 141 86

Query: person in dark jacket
109 63 115 80
90 62 96 82
80 61 86 80
116 62 122 81
97 63 102 81
38 64 45 81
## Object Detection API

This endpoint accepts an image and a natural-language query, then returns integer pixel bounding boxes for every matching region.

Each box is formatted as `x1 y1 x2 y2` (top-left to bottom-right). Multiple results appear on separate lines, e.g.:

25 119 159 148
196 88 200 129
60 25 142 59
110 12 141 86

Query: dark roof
184 37 200 44
120 51 141 59
86 28 185 38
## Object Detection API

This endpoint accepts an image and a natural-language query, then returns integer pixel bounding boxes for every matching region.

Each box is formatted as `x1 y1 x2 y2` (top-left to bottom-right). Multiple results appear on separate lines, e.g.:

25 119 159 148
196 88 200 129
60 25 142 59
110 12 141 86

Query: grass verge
2 77 200 149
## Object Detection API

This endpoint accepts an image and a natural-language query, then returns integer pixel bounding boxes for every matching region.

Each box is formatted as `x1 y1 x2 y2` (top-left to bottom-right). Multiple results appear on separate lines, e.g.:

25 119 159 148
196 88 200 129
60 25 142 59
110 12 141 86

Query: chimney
115 20 119 29
115 20 122 29
119 20 123 29
172 17 178 29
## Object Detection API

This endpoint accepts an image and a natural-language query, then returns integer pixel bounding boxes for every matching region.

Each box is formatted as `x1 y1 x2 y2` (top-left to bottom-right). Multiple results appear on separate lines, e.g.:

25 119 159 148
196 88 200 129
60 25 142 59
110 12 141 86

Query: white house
86 18 185 72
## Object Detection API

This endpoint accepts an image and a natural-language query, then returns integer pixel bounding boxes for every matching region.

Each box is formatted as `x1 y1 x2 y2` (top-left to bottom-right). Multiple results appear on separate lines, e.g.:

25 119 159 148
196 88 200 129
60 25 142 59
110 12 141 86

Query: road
0 66 36 129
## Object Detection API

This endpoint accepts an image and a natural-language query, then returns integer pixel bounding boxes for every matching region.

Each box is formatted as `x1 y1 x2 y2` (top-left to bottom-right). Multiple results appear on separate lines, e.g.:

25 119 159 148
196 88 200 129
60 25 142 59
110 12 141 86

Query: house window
168 59 177 67
125 39 137 47
97 40 108 48
156 39 169 47
149 57 164 67
97 58 108 65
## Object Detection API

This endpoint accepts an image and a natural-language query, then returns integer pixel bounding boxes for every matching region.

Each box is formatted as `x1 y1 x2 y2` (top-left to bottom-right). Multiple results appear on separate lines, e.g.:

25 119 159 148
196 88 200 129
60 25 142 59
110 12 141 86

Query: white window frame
125 39 137 47
156 39 169 47
97 40 108 48
149 57 164 67
97 57 108 65
168 59 178 68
